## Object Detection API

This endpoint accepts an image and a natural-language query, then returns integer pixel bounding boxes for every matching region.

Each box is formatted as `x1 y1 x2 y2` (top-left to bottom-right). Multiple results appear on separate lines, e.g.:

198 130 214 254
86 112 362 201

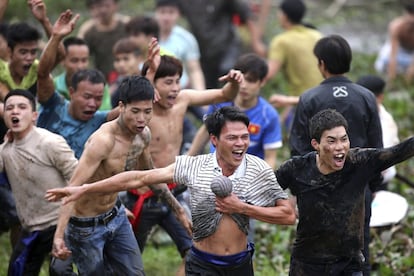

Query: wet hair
234 53 268 82
309 109 348 142
141 55 183 81
125 16 159 38
71 69 106 91
4 89 36 111
6 22 41 50
86 0 118 8
63 37 88 52
313 34 352 74
356 75 386 96
279 0 306 24
113 37 141 56
118 76 154 104
205 106 250 138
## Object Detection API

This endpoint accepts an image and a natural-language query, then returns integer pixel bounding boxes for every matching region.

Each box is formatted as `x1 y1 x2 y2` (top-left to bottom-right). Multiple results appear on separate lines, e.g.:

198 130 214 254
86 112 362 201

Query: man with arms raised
46 106 296 275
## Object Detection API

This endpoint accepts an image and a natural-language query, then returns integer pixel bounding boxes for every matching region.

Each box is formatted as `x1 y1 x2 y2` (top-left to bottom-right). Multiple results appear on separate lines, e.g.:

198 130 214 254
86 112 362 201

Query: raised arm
37 10 79 103
181 69 243 107
27 0 65 64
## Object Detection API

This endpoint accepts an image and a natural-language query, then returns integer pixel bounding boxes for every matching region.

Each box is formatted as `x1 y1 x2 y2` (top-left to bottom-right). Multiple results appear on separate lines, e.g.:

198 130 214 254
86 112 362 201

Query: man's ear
311 138 319 152
210 135 217 148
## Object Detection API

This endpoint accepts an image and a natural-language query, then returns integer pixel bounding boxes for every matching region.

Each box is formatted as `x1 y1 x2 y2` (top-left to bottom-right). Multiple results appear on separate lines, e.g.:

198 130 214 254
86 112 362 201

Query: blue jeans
66 204 144 275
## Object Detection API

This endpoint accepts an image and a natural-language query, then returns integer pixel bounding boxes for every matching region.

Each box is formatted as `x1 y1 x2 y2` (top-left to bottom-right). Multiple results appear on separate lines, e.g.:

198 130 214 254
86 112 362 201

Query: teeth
233 150 243 154
335 154 344 158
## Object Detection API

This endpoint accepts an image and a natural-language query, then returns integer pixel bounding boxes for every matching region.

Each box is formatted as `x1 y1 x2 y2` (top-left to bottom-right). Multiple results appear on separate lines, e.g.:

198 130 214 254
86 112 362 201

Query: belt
69 200 122 227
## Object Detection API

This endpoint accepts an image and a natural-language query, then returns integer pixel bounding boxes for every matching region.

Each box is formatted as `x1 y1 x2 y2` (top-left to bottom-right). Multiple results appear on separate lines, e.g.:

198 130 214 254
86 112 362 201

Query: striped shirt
174 153 287 241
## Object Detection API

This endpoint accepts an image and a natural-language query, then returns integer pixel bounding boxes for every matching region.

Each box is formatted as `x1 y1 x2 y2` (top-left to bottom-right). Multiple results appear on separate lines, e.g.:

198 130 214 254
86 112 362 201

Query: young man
276 108 414 275
53 37 112 110
266 0 323 129
46 106 296 275
50 75 190 275
155 0 205 90
289 34 384 275
1 89 77 275
188 53 283 170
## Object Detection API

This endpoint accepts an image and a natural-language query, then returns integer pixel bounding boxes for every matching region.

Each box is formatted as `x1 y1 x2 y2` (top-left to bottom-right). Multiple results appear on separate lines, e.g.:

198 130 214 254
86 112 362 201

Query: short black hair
7 22 41 50
309 109 348 142
125 16 159 38
142 55 183 82
314 34 352 74
4 89 36 111
234 53 268 82
118 76 154 104
71 69 106 91
356 75 386 96
63 37 88 52
205 106 250 138
279 0 306 24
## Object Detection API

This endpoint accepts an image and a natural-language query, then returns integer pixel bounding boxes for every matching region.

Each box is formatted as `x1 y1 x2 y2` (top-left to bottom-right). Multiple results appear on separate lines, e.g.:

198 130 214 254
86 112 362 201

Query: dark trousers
8 226 74 276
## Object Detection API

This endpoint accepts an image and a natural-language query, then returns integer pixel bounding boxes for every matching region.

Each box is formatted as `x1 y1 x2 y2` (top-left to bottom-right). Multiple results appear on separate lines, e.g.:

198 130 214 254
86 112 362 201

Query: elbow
280 204 297 225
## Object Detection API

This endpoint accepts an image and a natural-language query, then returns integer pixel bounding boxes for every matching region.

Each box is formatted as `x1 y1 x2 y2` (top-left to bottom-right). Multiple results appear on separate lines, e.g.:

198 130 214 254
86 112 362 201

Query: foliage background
1 0 414 275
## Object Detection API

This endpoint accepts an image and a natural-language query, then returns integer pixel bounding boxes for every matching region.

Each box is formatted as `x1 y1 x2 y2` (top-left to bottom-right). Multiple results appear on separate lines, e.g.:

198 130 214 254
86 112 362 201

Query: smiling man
45 106 296 275
276 108 414 275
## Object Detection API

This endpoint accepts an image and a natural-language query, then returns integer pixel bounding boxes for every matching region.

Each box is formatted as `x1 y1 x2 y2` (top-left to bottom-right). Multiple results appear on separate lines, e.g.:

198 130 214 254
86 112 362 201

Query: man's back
290 76 383 156
268 25 323 96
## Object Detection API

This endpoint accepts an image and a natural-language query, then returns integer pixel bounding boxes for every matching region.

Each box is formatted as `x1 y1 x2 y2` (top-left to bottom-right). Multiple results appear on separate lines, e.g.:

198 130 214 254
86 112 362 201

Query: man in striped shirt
45 106 296 275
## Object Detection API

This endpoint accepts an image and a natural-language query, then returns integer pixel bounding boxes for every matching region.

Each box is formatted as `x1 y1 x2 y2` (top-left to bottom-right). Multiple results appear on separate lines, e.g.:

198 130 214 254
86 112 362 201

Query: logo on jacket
248 123 260 135
332 86 348 97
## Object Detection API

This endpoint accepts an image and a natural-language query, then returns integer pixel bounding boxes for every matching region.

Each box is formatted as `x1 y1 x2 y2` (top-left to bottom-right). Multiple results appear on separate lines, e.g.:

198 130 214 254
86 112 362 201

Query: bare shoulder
85 122 116 152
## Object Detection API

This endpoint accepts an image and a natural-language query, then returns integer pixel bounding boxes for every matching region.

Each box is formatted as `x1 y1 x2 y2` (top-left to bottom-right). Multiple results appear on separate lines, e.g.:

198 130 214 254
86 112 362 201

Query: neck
10 67 23 85
159 28 172 41
116 117 136 139
235 97 257 110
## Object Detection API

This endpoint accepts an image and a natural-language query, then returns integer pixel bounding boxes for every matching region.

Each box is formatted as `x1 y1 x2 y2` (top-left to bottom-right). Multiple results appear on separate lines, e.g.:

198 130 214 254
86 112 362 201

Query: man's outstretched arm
45 164 176 204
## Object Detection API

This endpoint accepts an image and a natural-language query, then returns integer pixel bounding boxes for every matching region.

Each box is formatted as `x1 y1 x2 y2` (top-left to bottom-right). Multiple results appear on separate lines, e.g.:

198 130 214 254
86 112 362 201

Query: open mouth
232 149 244 159
333 153 345 167
11 117 20 126
23 64 32 72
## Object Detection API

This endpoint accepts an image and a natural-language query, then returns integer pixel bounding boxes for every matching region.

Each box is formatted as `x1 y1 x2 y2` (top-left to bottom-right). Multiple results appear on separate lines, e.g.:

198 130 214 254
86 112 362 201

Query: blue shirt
37 92 108 159
207 97 283 159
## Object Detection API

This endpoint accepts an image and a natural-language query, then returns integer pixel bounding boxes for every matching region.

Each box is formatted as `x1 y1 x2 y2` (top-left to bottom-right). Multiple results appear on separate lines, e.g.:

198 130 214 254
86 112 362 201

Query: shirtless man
46 106 296 275
50 72 191 275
